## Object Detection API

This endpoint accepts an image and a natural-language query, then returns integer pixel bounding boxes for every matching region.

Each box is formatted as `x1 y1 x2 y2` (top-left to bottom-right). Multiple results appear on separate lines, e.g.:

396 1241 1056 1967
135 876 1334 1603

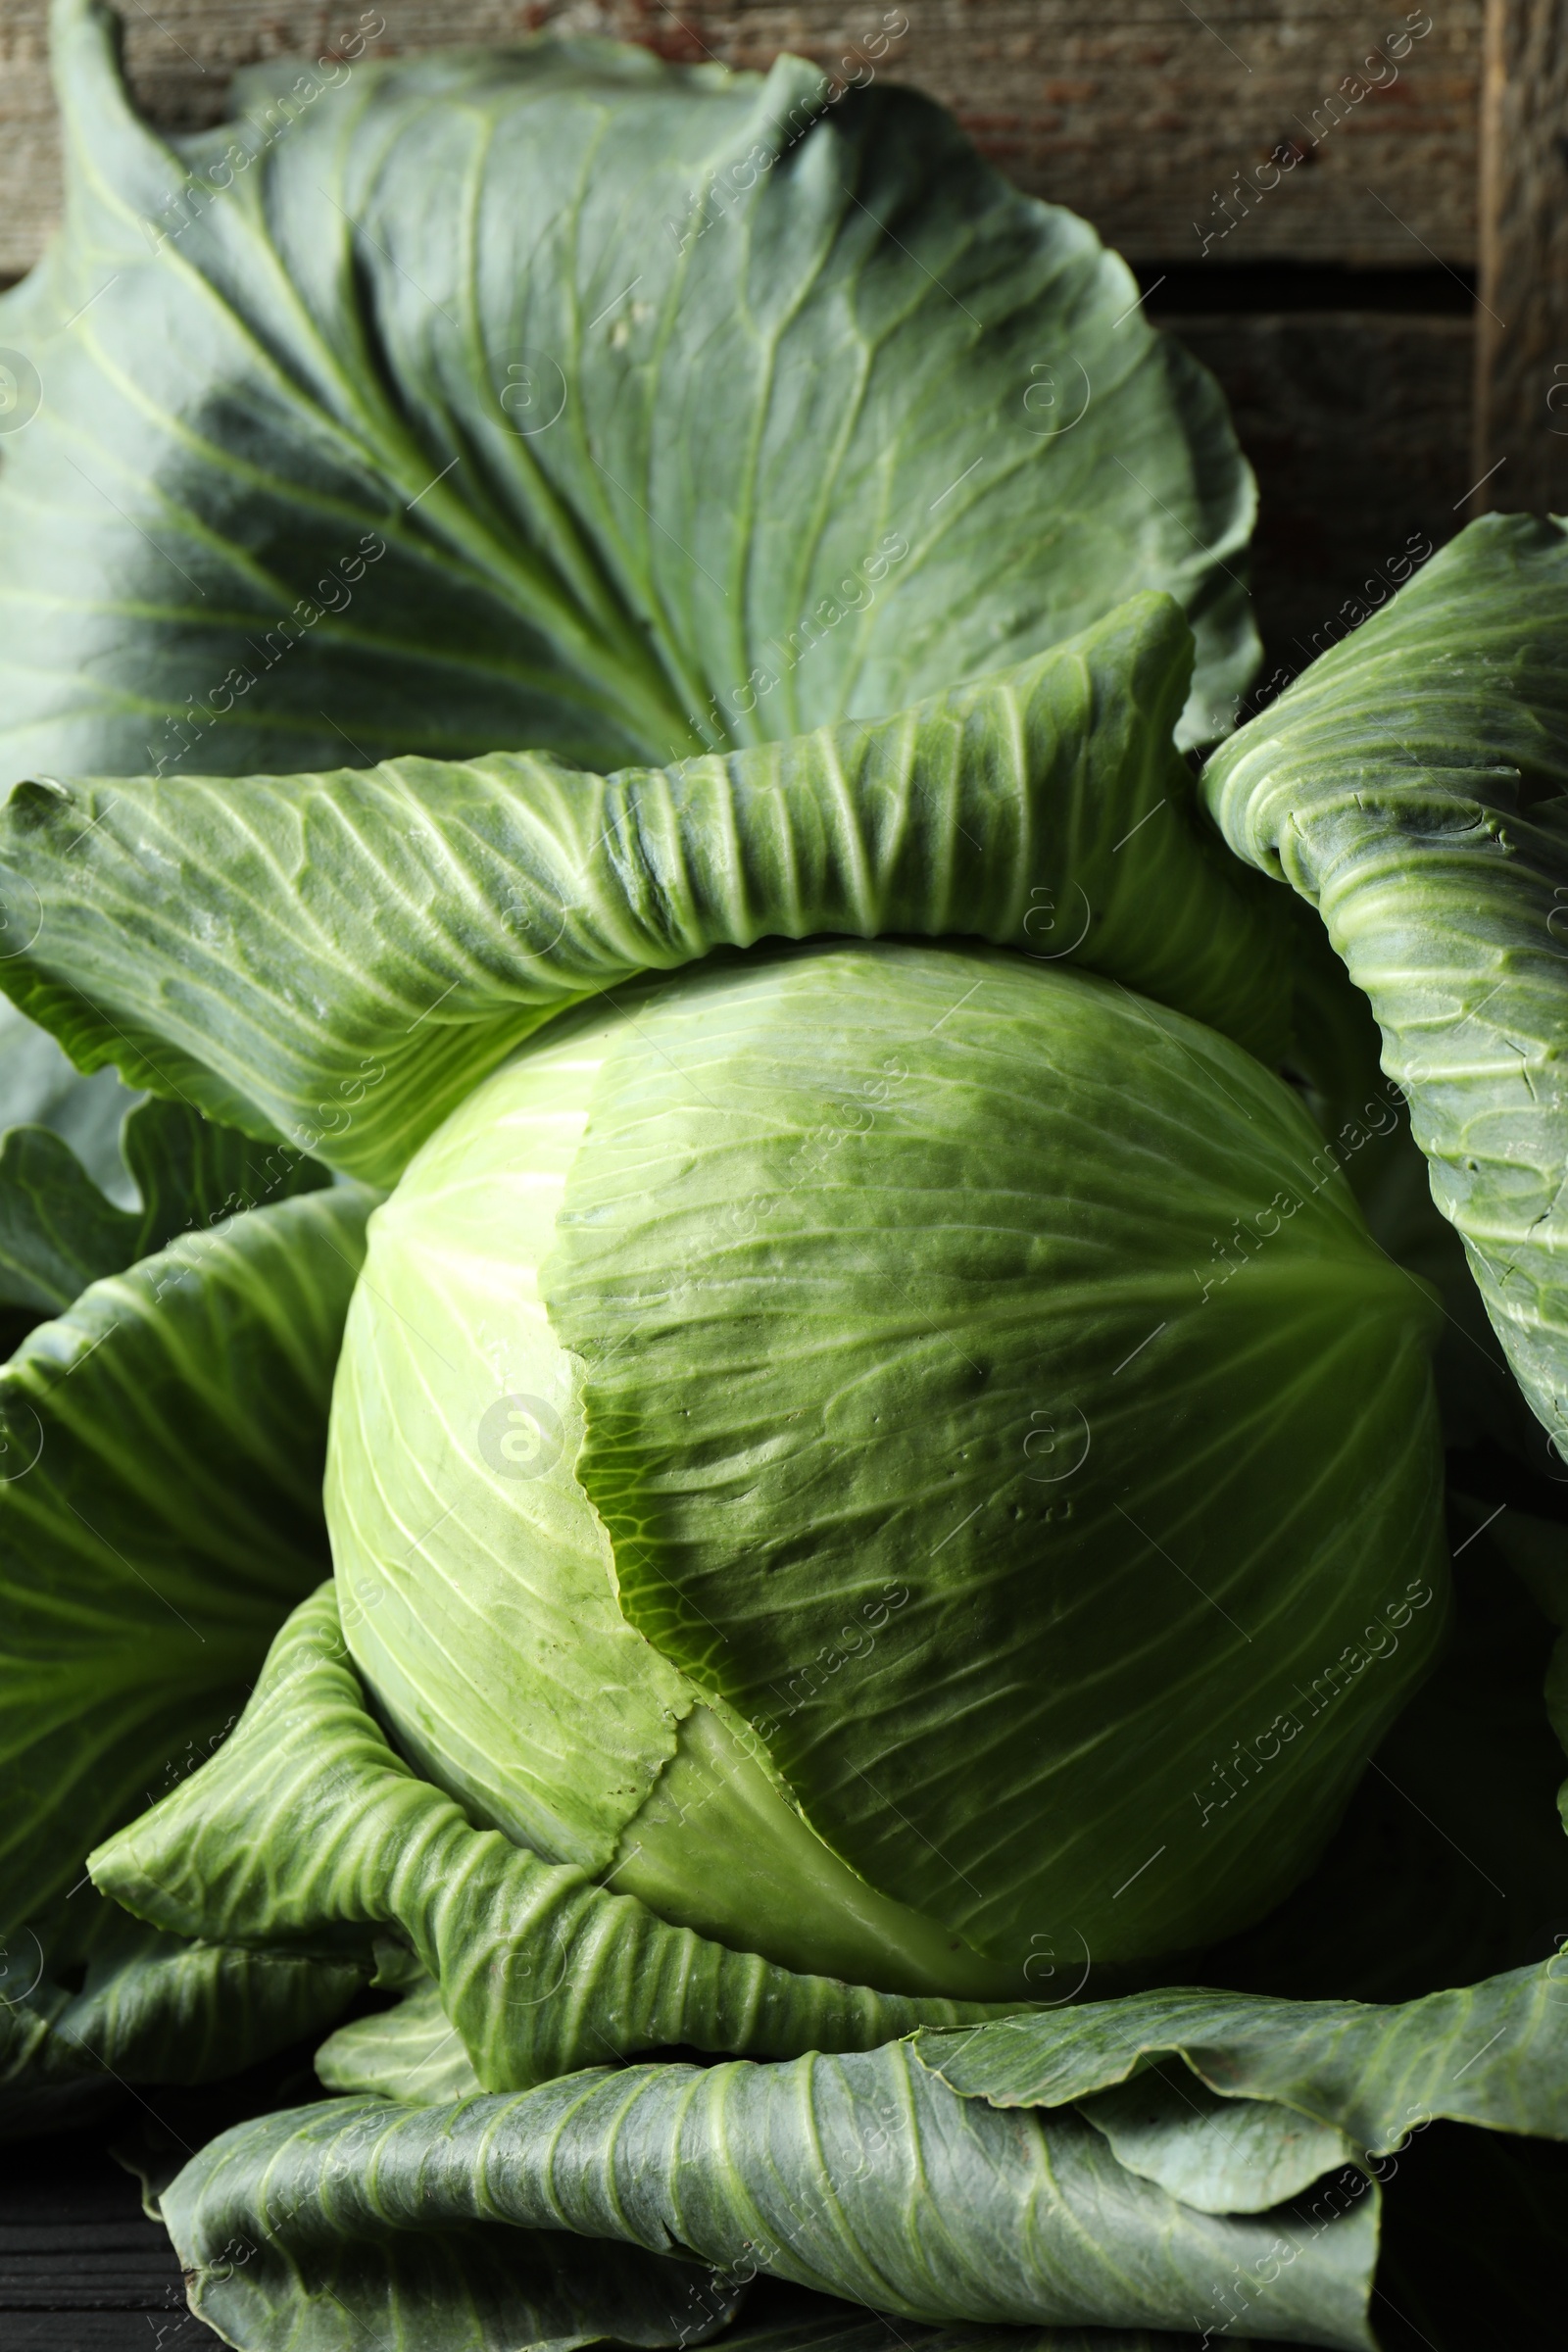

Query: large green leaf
0 1183 374 1934
0 994 137 1203
0 597 1288 1191
91 1584 1018 2088
0 1898 362 2142
1200 514 1568 1457
166 2093 749 2352
0 0 1254 792
914 1960 1568 2147
159 2053 1379 2350
0 1095 327 1319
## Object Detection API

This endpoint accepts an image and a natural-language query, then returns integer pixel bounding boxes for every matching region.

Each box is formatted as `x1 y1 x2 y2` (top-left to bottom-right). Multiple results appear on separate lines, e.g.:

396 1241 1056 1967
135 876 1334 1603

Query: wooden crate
0 0 1556 674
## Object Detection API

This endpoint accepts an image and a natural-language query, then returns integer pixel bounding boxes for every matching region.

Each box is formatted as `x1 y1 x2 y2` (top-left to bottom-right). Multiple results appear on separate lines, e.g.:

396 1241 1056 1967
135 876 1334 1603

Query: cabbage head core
326 941 1447 1996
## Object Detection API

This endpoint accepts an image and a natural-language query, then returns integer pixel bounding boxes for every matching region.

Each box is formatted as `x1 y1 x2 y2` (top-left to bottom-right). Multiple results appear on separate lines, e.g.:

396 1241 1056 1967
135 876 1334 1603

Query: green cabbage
328 940 1446 1986
0 5 1564 2344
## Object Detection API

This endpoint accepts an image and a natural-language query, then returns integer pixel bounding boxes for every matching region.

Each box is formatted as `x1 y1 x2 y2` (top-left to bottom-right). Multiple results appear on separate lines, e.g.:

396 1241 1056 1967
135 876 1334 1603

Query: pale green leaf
314 1977 481 2106
0 597 1288 1190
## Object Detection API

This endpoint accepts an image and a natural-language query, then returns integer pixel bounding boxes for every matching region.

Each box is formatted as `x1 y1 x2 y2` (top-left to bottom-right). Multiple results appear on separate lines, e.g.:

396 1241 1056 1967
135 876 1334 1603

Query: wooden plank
0 1 1482 279
0 2132 223 2347
1168 308 1472 688
1472 0 1568 511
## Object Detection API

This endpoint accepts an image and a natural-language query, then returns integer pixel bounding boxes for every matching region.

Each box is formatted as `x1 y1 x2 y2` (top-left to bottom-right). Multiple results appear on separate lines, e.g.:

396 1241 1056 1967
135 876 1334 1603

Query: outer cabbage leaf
1274 895 1532 1458
0 0 1255 788
0 994 138 1204
91 1585 1016 2089
1200 513 1568 1456
0 1093 326 1322
159 2054 1379 2350
0 1183 374 1935
0 994 324 1338
0 1900 363 2142
0 598 1288 1192
167 2099 749 2352
914 1962 1568 2147
314 1976 481 2106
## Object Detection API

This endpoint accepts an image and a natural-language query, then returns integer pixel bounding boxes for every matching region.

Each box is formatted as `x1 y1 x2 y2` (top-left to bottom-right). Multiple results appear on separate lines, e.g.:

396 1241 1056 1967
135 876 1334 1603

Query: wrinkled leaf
0 598 1288 1192
0 1899 362 2141
161 2056 1377 2348
1201 514 1568 1455
93 1585 1018 2087
0 0 1254 789
166 2094 747 2352
914 1958 1568 2150
314 1976 480 2105
0 1184 374 1933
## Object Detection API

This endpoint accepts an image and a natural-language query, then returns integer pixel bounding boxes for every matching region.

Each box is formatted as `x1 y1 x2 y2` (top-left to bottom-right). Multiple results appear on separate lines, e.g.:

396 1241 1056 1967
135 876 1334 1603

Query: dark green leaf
0 0 1255 790
159 2058 1377 2348
0 1183 374 1934
0 1898 362 2142
0 1095 328 1316
0 995 138 1201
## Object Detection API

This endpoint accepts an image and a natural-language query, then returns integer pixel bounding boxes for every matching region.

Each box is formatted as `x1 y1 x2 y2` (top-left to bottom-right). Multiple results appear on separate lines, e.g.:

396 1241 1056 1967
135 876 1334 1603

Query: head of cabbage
327 935 1446 2000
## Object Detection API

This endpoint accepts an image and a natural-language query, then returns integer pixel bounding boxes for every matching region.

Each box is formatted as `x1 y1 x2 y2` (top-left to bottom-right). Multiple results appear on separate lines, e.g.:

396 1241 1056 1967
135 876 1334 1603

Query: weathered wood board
1171 307 1472 678
0 1 1483 278
1472 0 1568 511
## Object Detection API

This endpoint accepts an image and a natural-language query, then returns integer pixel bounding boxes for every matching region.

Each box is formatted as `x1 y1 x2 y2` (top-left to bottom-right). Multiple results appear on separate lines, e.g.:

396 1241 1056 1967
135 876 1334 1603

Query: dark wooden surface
0 2131 221 2349
1165 293 1474 682
0 1 1486 277
1473 0 1568 509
